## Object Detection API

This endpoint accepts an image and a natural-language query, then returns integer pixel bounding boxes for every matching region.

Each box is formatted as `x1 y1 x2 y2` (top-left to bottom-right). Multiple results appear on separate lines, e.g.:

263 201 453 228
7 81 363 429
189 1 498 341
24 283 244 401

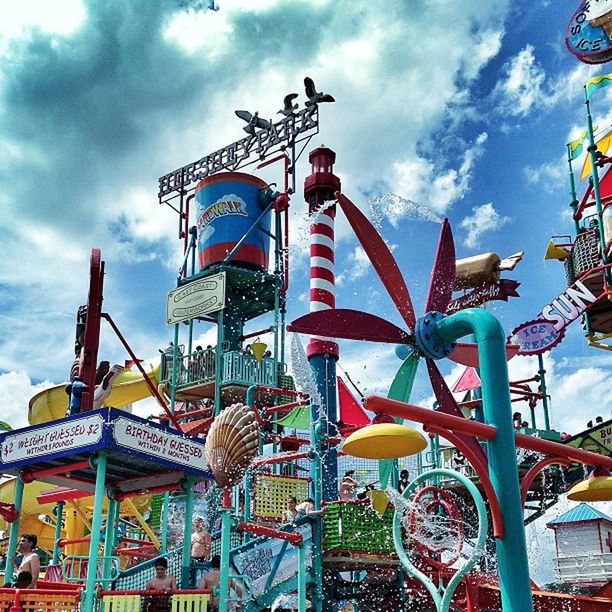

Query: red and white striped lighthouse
304 146 341 359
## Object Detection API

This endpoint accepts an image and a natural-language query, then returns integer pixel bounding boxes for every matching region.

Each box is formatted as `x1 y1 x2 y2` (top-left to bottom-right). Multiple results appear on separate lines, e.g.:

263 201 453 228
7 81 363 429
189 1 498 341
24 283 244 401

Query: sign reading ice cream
566 0 612 64
0 414 104 463
112 418 204 468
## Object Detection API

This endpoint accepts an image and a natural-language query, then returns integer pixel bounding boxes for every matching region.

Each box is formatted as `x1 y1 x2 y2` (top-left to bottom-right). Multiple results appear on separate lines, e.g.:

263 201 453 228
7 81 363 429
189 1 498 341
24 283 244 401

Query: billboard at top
566 1 612 64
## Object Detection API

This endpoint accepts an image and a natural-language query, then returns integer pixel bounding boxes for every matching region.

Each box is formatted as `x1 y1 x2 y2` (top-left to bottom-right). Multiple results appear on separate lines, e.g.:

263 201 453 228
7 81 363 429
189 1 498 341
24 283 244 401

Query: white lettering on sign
0 415 104 463
112 418 204 469
540 279 598 331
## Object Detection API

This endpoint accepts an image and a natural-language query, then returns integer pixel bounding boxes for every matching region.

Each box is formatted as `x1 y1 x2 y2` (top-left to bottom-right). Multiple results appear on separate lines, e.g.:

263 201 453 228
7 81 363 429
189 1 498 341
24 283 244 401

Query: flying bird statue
234 110 272 135
304 77 335 107
278 93 299 117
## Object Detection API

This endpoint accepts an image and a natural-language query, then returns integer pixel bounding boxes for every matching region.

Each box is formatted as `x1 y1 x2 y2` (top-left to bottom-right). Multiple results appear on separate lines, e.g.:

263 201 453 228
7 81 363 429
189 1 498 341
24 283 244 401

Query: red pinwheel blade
449 342 520 368
424 218 455 314
288 309 414 344
337 192 416 330
426 359 487 465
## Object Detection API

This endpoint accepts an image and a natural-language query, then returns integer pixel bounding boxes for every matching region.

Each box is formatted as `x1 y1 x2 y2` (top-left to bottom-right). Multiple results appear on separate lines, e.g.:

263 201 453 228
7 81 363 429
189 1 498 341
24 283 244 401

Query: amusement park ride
1 6 612 611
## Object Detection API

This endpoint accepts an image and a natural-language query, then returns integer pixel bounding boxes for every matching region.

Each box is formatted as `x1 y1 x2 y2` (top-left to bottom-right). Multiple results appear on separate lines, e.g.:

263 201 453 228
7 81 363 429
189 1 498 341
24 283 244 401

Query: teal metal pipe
102 496 118 581
160 491 170 552
52 501 65 565
82 451 108 611
218 490 233 612
5 473 25 584
297 544 307 612
431 308 533 612
537 354 551 431
566 145 581 235
181 477 195 587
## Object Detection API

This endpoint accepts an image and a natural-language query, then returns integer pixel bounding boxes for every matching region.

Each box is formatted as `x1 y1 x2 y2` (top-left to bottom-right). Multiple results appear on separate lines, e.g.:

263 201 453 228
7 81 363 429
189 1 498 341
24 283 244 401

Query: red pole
114 482 181 502
101 313 182 431
264 400 309 415
21 460 91 483
365 394 612 469
237 521 302 545
252 451 310 467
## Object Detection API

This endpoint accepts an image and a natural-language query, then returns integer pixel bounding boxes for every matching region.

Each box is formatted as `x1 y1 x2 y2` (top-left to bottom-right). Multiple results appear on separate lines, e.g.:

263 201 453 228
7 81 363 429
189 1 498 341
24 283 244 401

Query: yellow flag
580 130 612 180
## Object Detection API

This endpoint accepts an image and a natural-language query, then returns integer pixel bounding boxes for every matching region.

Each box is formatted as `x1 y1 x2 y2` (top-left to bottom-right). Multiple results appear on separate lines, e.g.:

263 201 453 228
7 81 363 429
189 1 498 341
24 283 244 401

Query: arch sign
509 279 598 355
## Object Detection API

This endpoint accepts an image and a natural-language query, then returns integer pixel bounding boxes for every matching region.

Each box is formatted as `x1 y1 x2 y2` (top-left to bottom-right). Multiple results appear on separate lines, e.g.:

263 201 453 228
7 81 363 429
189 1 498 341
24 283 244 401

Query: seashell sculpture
204 403 260 488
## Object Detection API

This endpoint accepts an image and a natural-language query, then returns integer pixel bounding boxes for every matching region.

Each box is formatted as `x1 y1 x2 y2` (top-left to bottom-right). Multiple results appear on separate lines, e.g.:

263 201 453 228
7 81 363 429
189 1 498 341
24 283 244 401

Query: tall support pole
160 491 170 553
102 496 118 583
432 309 533 612
181 477 195 588
585 97 609 269
567 145 582 235
82 451 108 612
297 543 307 612
219 488 233 612
5 473 25 584
51 501 64 565
305 147 341 612
537 354 551 431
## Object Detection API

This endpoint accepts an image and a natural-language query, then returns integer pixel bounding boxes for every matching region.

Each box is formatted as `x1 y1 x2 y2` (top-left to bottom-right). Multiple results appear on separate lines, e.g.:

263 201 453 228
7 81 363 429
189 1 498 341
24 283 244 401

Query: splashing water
369 193 441 228
386 485 486 569
289 333 322 408
287 199 338 262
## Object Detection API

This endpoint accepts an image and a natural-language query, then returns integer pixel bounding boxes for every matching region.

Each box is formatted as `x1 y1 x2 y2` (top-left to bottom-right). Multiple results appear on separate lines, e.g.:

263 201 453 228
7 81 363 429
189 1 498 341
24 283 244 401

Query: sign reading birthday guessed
112 418 204 469
166 272 226 325
0 414 104 464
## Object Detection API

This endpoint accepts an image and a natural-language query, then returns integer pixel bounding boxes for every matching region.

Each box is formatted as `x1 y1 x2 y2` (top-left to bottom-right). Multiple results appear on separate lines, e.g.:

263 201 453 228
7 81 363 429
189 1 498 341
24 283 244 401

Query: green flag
568 130 587 160
585 73 612 100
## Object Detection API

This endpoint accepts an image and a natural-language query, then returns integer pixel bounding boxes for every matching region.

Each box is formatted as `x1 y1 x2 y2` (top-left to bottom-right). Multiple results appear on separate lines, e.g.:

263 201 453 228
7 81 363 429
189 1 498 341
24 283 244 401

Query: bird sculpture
234 110 272 135
278 93 299 117
304 77 335 107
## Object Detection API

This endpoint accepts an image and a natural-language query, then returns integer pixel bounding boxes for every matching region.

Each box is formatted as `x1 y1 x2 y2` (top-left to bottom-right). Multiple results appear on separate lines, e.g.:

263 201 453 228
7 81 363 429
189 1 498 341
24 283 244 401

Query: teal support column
218 490 233 612
297 544 307 612
161 491 170 553
567 145 582 235
82 451 108 612
52 501 65 565
181 477 195 588
431 308 533 612
538 354 551 431
5 473 25 584
102 496 118 583
309 421 323 612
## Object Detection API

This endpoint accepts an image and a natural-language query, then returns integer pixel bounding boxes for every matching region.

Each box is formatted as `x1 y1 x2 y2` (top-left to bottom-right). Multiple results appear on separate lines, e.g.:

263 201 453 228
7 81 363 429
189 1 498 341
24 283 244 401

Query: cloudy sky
1 0 612 580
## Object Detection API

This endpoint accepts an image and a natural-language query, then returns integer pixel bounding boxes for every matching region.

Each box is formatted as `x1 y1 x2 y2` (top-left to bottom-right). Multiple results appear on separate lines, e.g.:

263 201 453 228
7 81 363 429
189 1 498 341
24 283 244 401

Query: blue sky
1 0 612 585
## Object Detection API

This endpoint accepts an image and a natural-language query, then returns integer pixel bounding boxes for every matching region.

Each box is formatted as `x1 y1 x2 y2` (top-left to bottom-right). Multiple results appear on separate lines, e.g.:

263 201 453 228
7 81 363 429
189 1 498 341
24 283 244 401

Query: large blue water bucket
195 172 271 271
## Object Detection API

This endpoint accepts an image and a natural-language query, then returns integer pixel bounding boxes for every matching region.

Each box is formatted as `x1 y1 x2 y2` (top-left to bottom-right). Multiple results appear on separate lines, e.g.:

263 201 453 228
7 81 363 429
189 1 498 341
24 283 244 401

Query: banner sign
112 417 205 469
566 418 612 455
0 414 104 464
232 524 312 598
166 272 226 324
158 107 319 202
447 279 520 313
566 1 612 65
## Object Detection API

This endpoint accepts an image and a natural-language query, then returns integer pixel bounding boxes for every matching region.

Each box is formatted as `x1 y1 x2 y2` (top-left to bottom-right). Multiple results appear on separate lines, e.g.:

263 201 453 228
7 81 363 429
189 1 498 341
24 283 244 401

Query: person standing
191 516 211 562
398 469 410 494
12 535 39 588
145 558 176 611
339 470 359 501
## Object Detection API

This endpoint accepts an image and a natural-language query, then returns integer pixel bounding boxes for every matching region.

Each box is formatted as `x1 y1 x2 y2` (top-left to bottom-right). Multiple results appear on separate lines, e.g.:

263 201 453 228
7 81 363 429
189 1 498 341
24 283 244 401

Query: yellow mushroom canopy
342 423 427 460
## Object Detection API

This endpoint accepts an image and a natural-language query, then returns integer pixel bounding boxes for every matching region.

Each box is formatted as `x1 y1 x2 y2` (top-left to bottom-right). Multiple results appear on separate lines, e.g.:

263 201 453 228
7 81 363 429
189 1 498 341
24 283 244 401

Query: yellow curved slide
28 364 161 425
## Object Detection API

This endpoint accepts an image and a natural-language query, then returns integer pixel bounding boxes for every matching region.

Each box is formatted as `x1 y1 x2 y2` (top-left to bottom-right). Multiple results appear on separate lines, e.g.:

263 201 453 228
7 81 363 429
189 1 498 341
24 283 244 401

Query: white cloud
459 202 510 248
392 133 489 215
524 160 564 191
346 246 370 280
493 45 547 117
0 371 55 430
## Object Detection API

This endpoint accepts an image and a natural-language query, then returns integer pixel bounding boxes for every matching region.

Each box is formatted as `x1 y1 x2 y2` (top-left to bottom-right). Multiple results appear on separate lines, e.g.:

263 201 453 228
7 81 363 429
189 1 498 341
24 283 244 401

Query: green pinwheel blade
380 350 420 488
388 349 420 403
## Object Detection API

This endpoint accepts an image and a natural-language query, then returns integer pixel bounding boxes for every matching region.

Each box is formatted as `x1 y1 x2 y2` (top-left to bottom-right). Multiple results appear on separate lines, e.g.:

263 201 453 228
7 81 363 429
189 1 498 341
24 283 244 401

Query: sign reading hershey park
158 106 319 202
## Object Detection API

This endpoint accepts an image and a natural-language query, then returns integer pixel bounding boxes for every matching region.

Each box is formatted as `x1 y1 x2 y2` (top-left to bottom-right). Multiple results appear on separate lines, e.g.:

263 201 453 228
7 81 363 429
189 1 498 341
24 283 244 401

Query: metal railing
162 349 277 390
566 228 600 283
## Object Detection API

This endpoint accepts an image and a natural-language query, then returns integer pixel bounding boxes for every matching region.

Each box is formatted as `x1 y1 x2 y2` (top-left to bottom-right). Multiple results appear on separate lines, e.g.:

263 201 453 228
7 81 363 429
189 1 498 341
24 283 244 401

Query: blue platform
0 408 212 494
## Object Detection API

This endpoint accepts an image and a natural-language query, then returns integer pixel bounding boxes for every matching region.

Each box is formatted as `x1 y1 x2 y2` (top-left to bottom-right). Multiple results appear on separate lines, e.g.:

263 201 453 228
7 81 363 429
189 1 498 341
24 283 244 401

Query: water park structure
1 35 612 612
